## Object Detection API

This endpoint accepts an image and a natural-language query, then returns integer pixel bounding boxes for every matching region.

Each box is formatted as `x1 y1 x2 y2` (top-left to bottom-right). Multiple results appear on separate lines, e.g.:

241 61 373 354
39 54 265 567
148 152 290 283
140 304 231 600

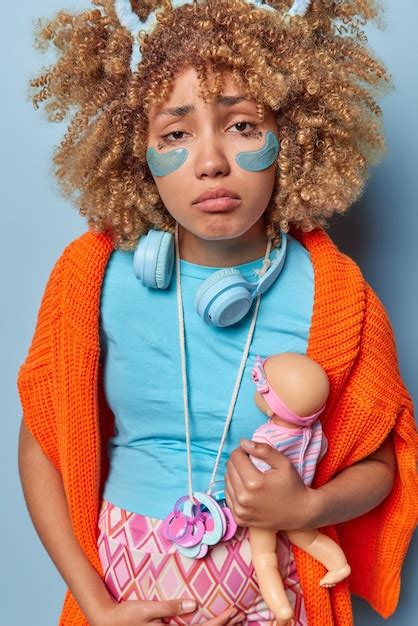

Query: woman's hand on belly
224 440 317 532
93 599 246 626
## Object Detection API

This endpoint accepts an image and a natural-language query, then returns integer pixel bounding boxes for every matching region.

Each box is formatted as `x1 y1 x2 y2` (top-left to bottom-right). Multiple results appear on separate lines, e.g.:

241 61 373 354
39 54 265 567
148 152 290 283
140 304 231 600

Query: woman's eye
161 130 188 143
161 121 257 143
228 121 257 135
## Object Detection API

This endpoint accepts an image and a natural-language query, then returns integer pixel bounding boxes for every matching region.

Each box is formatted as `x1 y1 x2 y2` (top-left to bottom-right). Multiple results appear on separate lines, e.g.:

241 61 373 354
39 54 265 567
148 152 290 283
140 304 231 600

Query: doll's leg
249 527 294 624
286 529 351 588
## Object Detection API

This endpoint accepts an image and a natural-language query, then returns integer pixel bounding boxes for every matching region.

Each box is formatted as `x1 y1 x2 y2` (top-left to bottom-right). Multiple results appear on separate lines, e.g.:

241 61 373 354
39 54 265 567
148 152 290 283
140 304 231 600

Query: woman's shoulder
59 229 114 262
290 226 368 293
32 229 115 327
50 229 114 284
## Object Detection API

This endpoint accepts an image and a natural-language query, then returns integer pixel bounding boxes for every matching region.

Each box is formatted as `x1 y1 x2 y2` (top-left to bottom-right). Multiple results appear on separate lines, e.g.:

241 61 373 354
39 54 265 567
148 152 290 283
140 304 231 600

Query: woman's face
146 66 279 248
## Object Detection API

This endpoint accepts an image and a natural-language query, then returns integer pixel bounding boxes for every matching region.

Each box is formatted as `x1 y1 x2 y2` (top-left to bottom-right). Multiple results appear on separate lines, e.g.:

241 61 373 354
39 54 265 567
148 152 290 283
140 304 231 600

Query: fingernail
182 599 197 612
240 438 255 448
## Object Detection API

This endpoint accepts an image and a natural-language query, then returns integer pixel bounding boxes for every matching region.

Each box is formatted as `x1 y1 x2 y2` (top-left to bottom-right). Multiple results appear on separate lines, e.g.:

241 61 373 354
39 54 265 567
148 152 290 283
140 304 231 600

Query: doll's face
146 65 279 250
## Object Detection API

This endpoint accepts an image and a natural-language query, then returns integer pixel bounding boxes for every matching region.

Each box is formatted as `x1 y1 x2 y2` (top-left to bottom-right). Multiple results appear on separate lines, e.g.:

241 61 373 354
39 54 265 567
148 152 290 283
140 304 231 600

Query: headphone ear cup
194 268 253 327
133 229 174 289
154 232 174 289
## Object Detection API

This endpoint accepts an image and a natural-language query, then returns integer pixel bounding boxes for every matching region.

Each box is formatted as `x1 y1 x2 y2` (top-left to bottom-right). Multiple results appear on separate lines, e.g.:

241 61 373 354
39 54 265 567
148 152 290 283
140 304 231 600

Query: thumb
240 438 286 466
144 598 197 620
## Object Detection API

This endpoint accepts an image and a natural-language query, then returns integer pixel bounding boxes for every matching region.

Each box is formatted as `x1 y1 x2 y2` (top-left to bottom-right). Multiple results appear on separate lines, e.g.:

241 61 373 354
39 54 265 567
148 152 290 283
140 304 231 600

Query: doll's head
29 0 390 250
252 352 329 425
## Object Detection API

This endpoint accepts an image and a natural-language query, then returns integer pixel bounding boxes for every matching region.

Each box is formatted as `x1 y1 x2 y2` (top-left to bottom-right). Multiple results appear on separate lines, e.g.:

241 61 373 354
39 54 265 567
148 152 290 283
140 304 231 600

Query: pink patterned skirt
97 498 308 625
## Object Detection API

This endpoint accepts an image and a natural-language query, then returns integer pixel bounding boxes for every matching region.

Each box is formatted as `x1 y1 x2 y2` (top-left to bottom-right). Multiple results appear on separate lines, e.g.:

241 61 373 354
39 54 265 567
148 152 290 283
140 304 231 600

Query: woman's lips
193 197 242 212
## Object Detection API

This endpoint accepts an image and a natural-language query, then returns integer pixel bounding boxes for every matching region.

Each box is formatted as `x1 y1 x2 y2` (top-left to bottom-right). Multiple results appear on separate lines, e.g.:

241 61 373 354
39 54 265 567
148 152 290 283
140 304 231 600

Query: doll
248 352 351 624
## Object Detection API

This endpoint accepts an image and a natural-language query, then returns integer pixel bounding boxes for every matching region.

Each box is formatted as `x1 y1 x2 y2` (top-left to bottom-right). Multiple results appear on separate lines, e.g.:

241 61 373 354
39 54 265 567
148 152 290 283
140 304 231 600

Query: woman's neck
177 222 268 267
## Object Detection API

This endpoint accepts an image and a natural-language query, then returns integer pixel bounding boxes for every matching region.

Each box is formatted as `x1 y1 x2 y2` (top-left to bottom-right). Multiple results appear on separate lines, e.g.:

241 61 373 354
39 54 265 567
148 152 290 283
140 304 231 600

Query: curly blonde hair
29 0 392 250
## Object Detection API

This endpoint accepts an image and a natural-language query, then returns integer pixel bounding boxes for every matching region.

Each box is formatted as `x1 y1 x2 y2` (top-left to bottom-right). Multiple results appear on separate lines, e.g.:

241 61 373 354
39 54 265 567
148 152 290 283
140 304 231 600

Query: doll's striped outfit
250 418 328 485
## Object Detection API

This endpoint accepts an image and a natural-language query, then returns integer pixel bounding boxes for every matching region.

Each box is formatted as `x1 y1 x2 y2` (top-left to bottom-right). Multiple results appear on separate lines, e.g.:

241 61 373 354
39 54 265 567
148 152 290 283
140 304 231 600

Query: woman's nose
194 135 231 178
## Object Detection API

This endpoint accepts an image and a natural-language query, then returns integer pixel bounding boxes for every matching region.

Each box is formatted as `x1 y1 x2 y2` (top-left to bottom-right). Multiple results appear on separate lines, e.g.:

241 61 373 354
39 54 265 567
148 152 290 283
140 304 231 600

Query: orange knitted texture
17 226 418 626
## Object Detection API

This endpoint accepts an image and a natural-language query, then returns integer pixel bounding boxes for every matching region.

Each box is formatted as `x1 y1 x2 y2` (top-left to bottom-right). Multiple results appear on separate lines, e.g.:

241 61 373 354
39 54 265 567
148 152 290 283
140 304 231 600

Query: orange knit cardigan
17 226 418 626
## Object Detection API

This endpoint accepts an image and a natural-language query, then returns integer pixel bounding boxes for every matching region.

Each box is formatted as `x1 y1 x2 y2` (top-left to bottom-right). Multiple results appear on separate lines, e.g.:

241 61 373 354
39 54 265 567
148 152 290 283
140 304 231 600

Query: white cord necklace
160 223 273 558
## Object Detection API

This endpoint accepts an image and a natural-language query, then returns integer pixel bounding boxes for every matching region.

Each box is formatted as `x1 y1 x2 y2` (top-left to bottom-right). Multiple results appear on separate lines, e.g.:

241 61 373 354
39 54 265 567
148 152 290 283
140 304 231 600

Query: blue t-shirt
99 234 314 519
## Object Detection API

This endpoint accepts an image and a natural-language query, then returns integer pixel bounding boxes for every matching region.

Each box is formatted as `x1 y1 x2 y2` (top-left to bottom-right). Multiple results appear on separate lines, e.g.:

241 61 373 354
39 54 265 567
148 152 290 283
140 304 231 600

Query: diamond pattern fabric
97 498 308 625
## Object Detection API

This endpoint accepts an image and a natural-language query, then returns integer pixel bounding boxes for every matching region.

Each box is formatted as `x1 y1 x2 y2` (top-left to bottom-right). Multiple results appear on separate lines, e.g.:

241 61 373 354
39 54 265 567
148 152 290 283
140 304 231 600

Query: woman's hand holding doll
225 436 318 532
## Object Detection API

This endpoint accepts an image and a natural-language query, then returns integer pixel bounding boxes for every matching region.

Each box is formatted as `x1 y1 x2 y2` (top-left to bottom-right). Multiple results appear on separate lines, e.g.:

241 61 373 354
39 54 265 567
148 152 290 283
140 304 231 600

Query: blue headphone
133 228 288 327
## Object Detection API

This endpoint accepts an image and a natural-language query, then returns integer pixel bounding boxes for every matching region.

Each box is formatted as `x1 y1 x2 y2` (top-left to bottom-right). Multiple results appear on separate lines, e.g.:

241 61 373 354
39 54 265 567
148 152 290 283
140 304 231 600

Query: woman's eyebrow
155 95 251 119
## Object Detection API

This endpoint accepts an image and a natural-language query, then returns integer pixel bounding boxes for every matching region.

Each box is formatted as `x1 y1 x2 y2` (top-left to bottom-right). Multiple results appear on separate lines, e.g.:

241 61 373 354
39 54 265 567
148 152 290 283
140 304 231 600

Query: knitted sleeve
16 251 66 472
335 283 418 618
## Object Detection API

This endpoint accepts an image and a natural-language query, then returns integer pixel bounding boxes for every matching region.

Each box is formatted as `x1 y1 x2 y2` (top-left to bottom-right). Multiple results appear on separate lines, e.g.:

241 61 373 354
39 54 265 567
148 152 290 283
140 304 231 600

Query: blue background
2 1 416 624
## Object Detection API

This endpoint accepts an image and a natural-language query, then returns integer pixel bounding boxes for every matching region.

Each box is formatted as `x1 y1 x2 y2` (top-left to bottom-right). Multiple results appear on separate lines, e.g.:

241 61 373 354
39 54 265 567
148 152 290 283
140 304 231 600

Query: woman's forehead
147 66 254 119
